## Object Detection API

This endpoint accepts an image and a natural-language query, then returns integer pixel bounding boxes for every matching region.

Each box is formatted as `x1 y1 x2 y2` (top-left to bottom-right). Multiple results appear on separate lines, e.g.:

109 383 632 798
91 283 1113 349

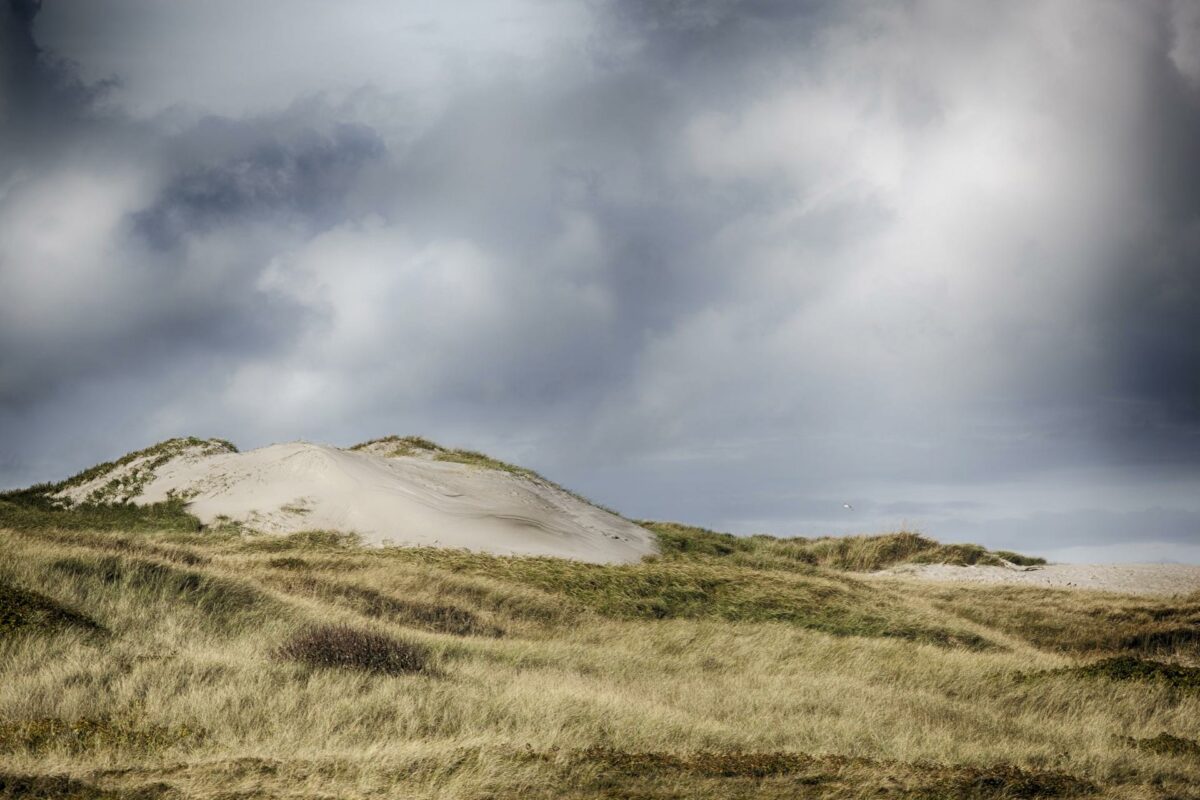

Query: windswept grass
0 496 201 534
646 521 1043 571
924 584 1200 657
374 546 995 649
1056 656 1200 691
0 579 103 638
0 463 1196 798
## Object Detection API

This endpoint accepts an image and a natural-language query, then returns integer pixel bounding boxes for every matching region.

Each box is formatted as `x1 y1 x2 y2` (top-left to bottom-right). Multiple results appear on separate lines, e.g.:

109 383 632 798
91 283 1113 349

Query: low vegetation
276 624 431 675
1060 656 1200 691
0 443 1196 798
0 579 103 638
648 521 1045 571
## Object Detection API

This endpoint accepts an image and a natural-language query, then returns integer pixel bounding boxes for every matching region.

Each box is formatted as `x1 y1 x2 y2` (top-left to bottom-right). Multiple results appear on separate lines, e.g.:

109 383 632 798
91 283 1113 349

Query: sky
1 0 1198 562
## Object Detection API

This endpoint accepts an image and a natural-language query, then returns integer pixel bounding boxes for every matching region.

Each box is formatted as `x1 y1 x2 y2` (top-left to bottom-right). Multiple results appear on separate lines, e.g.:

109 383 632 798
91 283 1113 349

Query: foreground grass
1 522 1198 798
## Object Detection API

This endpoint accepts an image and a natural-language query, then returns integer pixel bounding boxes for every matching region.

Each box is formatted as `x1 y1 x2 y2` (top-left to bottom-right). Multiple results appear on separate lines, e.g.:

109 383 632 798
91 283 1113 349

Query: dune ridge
53 438 656 564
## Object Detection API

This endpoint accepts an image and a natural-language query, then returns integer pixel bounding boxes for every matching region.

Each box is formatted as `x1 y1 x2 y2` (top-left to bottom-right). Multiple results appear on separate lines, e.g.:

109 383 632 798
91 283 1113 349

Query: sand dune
873 562 1200 596
56 439 656 563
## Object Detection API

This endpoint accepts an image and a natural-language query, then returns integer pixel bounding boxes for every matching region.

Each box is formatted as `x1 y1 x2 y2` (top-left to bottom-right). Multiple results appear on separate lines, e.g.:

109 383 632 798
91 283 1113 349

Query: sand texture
56 440 656 563
874 562 1200 596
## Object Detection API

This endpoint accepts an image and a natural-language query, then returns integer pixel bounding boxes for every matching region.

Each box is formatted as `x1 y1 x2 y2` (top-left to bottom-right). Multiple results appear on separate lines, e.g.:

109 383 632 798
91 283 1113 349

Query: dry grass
1 524 1198 799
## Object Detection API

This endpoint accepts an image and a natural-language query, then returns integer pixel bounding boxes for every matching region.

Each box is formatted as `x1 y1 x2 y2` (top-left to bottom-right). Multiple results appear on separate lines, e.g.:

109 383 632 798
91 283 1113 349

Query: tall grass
1 524 1198 798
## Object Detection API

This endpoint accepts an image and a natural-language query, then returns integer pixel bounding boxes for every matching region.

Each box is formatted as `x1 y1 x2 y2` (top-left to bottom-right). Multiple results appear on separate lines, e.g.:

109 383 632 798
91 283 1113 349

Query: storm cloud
1 0 1198 561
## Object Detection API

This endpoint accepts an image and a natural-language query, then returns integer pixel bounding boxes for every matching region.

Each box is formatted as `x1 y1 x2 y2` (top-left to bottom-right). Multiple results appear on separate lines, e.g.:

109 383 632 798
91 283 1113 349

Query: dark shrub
276 624 430 675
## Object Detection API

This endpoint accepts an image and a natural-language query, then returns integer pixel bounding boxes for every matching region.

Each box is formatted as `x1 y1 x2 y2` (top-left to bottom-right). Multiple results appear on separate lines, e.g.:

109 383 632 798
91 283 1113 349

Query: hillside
1 440 1199 798
7 436 655 564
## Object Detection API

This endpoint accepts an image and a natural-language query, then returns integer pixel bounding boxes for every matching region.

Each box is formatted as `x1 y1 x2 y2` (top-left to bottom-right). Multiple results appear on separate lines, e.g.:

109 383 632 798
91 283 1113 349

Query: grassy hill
1 452 1199 798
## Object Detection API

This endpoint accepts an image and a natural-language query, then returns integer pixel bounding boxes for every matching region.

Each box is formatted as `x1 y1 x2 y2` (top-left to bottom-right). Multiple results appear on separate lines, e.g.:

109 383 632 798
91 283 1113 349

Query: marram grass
0 520 1198 799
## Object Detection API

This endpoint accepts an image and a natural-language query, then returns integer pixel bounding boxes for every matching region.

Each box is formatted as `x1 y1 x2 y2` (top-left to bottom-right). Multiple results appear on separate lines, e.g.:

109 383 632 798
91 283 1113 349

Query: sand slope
873 562 1200 597
57 440 656 564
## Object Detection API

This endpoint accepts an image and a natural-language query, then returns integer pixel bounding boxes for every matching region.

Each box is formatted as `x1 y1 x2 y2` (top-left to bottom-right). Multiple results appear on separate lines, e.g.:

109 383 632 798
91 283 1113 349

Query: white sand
58 440 657 564
872 562 1200 597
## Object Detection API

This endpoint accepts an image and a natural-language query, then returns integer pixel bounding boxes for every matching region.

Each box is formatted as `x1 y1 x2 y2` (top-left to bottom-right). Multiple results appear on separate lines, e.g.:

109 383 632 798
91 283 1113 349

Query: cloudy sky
2 0 1198 561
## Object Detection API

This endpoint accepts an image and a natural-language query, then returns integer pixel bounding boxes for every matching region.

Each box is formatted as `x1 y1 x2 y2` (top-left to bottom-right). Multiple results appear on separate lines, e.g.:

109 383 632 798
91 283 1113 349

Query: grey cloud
133 123 385 250
1 0 1198 561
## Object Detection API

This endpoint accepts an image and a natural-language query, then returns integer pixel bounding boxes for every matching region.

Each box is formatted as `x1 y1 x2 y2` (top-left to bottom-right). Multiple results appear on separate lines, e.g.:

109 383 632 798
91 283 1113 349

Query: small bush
275 624 430 675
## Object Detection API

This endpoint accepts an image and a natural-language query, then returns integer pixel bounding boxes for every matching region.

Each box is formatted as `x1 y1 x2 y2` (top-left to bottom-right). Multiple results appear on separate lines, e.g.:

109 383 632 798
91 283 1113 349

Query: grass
926 584 1200 656
350 435 539 479
348 435 621 512
1 523 1199 798
647 521 1044 571
0 579 104 638
1059 656 1200 691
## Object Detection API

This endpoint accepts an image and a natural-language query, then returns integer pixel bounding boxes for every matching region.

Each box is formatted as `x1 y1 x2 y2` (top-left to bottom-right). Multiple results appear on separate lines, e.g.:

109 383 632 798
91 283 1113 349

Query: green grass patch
0 771 175 799
1063 656 1200 691
0 496 202 534
993 550 1048 567
349 434 447 457
645 522 1040 573
237 530 362 553
0 579 104 638
934 585 1200 656
381 548 992 649
0 716 204 756
49 555 268 628
262 572 503 637
1127 732 1200 757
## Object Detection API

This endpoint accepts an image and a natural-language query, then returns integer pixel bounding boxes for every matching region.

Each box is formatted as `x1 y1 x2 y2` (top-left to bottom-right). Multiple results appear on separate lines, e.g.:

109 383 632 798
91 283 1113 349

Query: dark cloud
133 123 385 249
1 0 1198 562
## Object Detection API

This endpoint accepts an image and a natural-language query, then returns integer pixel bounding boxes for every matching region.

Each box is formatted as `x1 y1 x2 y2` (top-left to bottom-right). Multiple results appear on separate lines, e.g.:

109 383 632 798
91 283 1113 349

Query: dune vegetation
1 483 1199 798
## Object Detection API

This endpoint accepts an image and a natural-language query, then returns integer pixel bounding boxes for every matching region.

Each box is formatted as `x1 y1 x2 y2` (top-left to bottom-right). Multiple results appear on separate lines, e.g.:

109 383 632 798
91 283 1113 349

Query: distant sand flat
56 440 657 564
872 562 1200 596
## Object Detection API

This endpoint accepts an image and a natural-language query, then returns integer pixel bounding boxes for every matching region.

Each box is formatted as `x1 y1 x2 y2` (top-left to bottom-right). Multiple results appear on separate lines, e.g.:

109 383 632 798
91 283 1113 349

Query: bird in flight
842 503 854 511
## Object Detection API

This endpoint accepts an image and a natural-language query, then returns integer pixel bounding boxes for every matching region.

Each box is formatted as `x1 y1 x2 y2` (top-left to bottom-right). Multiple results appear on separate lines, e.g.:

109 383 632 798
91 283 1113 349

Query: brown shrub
275 624 430 675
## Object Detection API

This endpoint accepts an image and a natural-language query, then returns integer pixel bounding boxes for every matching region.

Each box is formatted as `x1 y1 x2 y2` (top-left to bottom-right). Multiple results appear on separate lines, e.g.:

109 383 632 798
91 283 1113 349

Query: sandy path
871 562 1200 597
